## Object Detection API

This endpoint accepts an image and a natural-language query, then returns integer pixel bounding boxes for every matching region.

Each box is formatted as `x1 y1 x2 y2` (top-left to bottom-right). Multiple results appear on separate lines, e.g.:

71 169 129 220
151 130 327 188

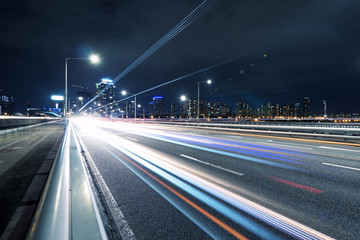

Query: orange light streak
114 149 248 240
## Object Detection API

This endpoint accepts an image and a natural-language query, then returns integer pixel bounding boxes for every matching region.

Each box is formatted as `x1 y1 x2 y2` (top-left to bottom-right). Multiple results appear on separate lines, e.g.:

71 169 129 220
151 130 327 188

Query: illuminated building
170 102 176 117
303 97 310 117
0 89 14 115
95 78 116 108
152 96 163 118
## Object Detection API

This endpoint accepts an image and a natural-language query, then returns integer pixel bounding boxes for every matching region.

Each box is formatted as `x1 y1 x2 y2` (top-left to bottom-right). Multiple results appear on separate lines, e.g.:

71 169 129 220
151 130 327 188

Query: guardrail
26 122 107 240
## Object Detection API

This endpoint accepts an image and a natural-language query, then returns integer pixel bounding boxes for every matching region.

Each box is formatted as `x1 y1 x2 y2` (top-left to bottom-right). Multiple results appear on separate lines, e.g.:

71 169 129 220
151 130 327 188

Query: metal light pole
197 79 212 119
134 95 137 119
64 54 100 126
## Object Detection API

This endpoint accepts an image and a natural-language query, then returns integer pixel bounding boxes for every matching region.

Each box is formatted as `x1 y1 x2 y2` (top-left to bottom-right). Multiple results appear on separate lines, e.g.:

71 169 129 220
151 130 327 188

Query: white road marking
319 146 360 153
125 137 138 142
323 162 360 171
180 154 244 176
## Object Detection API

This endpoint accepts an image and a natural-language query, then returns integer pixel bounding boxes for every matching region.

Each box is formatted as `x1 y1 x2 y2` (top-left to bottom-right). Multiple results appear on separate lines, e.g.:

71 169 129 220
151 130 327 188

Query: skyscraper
170 102 176 117
95 78 116 107
0 89 14 115
152 96 163 118
303 97 310 117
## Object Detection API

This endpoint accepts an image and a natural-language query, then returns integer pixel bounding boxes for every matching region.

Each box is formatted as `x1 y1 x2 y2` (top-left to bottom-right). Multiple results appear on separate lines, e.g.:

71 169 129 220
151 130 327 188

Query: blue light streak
104 142 284 240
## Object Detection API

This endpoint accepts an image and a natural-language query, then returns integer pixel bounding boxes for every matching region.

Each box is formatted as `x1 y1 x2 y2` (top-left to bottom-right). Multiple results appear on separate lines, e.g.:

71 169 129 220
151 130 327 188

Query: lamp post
65 54 100 126
197 79 212 120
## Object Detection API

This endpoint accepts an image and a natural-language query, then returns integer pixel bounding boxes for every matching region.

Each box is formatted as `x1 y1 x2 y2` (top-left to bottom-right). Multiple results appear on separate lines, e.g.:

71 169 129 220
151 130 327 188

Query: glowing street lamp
180 95 190 118
121 90 139 119
89 54 100 64
180 95 187 101
65 54 100 126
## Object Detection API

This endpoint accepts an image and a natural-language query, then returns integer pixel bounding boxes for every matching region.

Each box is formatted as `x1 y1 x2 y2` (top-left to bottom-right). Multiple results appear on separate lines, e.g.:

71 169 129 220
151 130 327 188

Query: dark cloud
1 0 360 114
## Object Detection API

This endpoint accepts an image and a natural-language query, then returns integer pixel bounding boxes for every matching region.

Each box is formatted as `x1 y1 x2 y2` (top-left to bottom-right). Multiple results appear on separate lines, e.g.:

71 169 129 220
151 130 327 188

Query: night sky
1 0 360 114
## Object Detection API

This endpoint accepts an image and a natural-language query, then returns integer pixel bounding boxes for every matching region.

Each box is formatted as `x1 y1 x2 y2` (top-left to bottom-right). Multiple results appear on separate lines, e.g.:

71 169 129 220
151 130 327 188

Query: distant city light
101 78 113 84
78 96 83 101
51 95 64 101
180 95 186 101
153 96 163 100
121 90 127 96
207 79 212 84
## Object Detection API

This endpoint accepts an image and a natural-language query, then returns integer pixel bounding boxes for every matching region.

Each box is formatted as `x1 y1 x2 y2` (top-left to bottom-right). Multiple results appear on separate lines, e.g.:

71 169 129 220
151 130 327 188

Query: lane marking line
125 137 138 142
180 154 244 176
322 162 360 171
319 146 360 153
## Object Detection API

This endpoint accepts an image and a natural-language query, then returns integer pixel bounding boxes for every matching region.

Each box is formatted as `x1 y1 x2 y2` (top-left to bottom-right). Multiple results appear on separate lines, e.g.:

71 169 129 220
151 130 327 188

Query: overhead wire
90 56 239 112
80 0 219 112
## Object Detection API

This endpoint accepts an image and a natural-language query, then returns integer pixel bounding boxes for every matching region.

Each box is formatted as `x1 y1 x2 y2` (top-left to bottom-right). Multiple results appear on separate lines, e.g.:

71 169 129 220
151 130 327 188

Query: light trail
90 56 238 112
80 0 218 112
268 176 324 194
114 149 249 240
73 118 335 239
216 130 360 147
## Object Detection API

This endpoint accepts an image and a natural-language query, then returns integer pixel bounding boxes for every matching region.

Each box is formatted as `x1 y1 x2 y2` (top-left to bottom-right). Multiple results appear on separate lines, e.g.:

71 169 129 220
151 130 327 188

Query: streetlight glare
180 95 187 101
89 54 100 64
78 96 83 101
121 90 127 96
207 79 212 84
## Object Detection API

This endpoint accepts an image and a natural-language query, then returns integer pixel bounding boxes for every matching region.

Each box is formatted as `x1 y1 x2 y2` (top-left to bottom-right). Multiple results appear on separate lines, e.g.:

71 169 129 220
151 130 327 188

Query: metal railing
26 123 107 240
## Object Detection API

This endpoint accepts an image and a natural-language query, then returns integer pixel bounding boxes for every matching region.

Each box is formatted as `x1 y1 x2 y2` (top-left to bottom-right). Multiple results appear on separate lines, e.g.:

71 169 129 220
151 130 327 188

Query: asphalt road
0 121 64 239
73 118 360 240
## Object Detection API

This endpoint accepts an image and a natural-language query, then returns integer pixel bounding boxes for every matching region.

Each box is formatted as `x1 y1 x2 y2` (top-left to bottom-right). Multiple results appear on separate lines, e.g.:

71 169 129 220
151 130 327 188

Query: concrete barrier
0 116 61 130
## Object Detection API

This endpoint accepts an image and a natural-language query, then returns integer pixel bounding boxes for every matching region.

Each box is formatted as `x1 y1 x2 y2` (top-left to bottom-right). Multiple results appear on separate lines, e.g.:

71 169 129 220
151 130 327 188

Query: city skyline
1 1 360 114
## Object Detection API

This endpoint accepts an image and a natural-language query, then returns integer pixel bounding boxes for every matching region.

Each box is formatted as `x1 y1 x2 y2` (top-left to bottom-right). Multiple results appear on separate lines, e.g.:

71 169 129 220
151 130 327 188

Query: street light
65 54 100 126
121 90 139 119
89 54 100 64
197 79 212 119
180 95 190 118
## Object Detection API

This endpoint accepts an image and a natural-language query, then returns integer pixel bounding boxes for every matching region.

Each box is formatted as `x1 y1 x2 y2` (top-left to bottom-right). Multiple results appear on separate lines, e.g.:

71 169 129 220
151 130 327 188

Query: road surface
73 118 360 239
0 121 64 239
